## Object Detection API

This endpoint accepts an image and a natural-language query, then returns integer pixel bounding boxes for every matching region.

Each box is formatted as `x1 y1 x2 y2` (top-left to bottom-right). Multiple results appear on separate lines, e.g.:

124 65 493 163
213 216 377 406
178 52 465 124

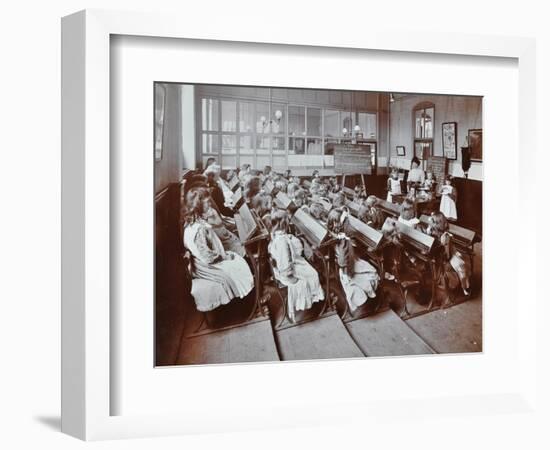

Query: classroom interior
154 83 483 366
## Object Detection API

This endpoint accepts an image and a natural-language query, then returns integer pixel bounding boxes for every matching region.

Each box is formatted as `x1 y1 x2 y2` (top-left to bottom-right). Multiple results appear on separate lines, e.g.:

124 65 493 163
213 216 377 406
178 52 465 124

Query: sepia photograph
154 84 483 366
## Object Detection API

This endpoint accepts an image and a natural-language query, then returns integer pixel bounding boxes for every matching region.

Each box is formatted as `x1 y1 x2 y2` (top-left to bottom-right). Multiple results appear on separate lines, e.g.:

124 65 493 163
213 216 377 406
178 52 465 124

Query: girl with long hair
182 187 254 311
425 211 471 296
268 210 324 322
326 208 380 312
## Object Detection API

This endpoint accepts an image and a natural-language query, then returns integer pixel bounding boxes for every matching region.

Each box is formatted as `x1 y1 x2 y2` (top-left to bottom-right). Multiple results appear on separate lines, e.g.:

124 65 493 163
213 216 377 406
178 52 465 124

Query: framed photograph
442 121 457 160
396 145 406 156
468 128 483 161
61 9 538 442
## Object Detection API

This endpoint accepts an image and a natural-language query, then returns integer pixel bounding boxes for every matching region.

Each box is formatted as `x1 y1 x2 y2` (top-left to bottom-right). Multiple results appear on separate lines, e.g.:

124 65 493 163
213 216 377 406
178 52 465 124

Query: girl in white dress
327 208 380 312
386 168 402 202
398 198 420 229
183 188 254 311
439 175 458 221
268 210 324 322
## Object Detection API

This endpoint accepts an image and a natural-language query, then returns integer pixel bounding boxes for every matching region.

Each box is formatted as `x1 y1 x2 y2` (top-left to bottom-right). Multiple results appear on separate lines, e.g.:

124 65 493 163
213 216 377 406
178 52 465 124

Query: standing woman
183 188 254 309
268 210 325 322
327 208 380 312
407 156 425 188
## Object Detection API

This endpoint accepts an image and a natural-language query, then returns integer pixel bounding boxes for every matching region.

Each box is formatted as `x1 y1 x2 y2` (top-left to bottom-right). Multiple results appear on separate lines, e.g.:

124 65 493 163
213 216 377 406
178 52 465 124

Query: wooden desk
234 203 270 319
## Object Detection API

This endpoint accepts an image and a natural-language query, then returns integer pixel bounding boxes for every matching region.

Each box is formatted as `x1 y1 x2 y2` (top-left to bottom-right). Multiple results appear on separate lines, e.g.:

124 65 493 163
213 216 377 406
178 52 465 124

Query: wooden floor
275 313 364 361
164 244 483 366
406 298 482 354
176 319 280 365
345 309 435 357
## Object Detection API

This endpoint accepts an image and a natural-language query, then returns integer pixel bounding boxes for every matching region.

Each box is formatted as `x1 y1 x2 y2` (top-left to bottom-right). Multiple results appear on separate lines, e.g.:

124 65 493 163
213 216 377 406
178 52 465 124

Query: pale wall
388 94 483 180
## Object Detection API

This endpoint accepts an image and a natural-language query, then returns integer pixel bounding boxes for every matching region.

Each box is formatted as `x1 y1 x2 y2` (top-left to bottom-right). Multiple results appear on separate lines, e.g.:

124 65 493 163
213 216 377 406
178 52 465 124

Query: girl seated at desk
353 185 367 204
293 188 309 210
425 211 471 296
238 163 251 183
398 198 420 229
268 210 325 322
183 188 254 310
250 192 273 223
328 176 341 194
204 164 234 218
187 187 245 257
327 208 380 312
332 191 347 209
358 195 385 230
308 201 328 223
380 217 401 281
244 176 262 204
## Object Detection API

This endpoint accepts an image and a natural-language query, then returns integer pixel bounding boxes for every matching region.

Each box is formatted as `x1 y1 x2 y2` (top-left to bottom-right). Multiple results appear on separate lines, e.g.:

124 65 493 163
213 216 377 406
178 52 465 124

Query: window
413 102 435 167
201 98 219 131
220 101 236 132
198 94 378 170
357 112 377 139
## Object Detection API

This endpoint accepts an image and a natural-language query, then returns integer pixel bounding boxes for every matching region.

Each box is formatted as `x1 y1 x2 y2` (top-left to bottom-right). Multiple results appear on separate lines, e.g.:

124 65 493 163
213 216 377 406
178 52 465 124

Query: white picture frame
61 9 539 441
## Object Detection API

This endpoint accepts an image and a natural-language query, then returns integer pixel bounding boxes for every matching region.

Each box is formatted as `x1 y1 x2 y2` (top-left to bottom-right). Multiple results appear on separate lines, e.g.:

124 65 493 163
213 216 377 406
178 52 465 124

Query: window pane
239 102 254 132
272 137 285 152
221 100 236 132
220 156 237 170
324 139 338 155
424 107 434 138
306 138 322 155
256 136 270 150
288 106 305 136
239 135 253 154
414 109 423 138
288 137 305 155
307 107 321 136
414 141 432 160
324 109 340 137
273 155 286 171
202 134 219 154
357 112 377 139
255 102 270 134
201 98 219 131
221 135 236 154
342 111 353 136
271 103 286 135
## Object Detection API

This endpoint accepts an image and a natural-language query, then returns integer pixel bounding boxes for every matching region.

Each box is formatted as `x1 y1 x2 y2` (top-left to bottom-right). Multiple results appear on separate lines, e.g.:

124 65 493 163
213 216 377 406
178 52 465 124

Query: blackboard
334 144 372 174
425 155 448 185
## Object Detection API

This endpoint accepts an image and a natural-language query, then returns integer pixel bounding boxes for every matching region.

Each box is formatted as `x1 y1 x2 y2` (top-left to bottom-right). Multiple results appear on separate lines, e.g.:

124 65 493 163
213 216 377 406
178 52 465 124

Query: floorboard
176 319 280 365
275 314 365 361
345 309 435 357
406 298 482 354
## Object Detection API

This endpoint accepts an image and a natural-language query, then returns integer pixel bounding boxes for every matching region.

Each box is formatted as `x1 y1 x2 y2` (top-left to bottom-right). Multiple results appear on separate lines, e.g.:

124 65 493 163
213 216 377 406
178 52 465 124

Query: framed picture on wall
468 128 483 161
396 145 406 156
442 121 457 160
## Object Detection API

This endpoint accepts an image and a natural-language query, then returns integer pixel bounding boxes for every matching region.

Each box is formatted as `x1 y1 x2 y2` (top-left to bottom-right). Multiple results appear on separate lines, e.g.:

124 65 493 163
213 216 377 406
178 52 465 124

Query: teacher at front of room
408 156 425 185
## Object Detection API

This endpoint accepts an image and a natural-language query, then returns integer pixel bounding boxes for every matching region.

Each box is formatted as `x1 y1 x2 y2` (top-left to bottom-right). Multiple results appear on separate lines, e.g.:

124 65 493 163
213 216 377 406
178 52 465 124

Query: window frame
412 101 435 167
196 94 378 171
